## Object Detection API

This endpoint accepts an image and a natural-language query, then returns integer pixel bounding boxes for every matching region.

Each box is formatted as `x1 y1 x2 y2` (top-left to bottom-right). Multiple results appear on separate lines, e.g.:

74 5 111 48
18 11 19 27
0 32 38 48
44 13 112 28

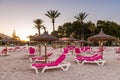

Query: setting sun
16 28 46 41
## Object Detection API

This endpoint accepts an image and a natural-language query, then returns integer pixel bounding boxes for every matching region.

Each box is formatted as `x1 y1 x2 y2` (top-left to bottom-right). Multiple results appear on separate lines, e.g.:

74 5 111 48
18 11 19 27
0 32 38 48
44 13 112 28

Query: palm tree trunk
81 23 84 39
53 23 55 32
52 19 55 32
38 29 41 55
38 29 41 35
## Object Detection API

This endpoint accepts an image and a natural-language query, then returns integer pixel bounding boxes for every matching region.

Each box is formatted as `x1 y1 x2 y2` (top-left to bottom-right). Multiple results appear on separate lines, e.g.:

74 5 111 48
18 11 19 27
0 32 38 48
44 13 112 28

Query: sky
0 0 120 41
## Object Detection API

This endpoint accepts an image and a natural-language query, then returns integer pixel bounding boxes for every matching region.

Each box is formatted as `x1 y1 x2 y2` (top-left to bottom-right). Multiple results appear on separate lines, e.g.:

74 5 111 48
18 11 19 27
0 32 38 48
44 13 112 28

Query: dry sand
0 46 120 80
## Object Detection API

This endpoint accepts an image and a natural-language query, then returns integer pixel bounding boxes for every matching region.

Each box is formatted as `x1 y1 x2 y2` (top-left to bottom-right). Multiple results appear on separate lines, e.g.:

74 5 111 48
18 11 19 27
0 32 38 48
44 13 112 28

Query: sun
18 34 29 41
16 30 36 41
20 36 29 41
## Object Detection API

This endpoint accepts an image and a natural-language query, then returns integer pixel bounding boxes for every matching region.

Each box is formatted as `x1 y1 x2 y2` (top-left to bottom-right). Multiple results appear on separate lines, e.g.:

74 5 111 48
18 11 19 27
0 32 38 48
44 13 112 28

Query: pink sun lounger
75 53 106 66
29 52 53 62
0 48 7 56
31 54 71 73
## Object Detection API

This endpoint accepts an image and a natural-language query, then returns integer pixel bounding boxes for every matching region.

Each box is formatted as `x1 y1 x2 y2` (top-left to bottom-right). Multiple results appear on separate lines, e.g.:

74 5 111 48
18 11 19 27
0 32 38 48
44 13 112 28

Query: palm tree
33 19 45 35
45 9 61 32
33 19 46 55
74 12 88 39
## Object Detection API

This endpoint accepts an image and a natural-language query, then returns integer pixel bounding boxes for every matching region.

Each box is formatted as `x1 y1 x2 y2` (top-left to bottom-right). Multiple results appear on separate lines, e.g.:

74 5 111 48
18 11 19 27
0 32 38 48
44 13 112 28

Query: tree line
56 20 120 40
33 10 120 41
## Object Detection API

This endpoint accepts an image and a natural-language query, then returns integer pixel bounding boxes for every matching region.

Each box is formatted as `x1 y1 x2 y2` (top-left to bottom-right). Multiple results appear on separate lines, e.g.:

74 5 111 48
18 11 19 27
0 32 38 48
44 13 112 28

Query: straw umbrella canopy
1 36 13 42
59 37 79 54
116 39 120 47
59 37 78 41
52 40 65 51
59 37 78 46
75 39 91 47
33 31 58 63
78 39 87 43
52 40 63 46
88 29 117 57
1 36 15 55
59 37 78 49
88 29 117 44
1 36 18 46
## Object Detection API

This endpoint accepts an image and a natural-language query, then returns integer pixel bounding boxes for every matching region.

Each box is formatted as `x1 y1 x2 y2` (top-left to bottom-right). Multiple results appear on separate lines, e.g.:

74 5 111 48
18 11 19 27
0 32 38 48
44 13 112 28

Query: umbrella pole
38 42 41 55
60 42 63 52
5 43 8 56
71 42 74 55
45 42 47 63
99 41 104 59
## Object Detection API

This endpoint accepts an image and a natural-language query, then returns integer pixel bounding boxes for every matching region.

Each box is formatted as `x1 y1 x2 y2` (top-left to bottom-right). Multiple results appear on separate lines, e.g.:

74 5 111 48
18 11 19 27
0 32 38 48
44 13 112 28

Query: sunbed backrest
29 47 35 54
1 48 7 53
75 48 80 54
63 48 69 53
55 55 66 64
91 53 99 58
93 54 102 60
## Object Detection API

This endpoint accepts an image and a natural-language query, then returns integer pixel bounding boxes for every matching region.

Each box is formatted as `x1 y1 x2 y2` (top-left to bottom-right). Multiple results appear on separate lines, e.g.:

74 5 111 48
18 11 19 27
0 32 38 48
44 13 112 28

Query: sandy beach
0 46 120 80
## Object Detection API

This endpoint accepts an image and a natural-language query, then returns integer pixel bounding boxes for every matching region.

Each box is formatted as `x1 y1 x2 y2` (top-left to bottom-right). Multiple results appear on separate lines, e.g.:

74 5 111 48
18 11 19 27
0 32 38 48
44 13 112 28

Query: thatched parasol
59 37 78 41
88 29 117 43
33 31 58 63
1 36 13 42
59 37 78 54
59 37 79 47
88 29 117 57
1 36 14 55
75 39 91 46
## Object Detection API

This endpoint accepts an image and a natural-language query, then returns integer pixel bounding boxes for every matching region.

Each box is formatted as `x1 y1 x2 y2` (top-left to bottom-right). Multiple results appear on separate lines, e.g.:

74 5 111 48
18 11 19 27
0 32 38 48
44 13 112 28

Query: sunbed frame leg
41 67 47 73
34 68 39 74
61 63 71 71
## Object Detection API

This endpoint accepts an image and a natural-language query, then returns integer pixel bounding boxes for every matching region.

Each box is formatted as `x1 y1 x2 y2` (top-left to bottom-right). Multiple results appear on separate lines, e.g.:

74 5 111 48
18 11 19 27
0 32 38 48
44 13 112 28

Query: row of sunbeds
29 47 106 74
